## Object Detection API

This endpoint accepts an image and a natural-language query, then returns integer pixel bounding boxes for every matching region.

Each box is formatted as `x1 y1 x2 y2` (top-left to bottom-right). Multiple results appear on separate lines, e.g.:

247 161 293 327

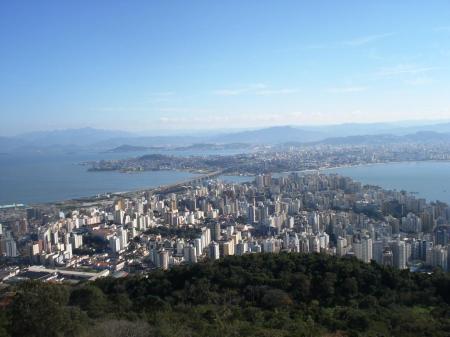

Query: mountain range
2 122 450 154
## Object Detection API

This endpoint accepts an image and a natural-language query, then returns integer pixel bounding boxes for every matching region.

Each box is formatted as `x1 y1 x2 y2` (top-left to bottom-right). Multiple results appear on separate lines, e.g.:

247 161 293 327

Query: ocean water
0 148 255 205
2 153 450 206
0 152 200 205
324 161 450 204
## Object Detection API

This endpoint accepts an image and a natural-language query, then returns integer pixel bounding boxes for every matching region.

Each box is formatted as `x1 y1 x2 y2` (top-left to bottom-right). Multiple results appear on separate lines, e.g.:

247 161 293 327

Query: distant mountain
17 127 135 146
172 143 253 151
104 144 152 153
92 135 205 149
211 126 327 144
315 131 450 145
405 130 450 142
211 123 450 144
392 122 450 135
4 122 450 154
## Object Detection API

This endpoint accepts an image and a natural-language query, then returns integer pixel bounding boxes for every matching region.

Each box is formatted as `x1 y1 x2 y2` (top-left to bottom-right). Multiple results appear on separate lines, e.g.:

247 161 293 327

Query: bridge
152 170 225 194
60 170 227 205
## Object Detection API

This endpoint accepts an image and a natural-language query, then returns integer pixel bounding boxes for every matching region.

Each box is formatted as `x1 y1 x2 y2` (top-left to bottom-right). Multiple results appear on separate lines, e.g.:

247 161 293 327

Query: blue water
0 152 200 205
2 153 449 206
324 161 450 204
0 148 253 205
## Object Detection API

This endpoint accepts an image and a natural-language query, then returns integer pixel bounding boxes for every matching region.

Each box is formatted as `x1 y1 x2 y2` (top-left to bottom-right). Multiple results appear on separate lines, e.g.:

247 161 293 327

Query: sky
1 1 450 135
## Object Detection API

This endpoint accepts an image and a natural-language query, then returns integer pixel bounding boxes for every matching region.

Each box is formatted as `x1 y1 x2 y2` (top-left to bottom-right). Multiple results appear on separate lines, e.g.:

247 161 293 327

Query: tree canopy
1 253 450 336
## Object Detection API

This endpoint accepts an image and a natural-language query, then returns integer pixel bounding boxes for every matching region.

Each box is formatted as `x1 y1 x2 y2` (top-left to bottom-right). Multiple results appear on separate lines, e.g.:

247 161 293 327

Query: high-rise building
255 175 265 189
211 223 221 242
158 249 169 270
391 240 407 269
336 237 347 257
114 209 126 225
431 245 448 272
236 240 248 256
372 240 384 264
70 233 83 249
5 238 18 257
109 236 121 253
118 227 128 250
183 245 197 264
382 248 394 267
208 241 220 260
201 227 211 249
263 238 276 253
361 236 373 263
248 205 256 224
222 240 235 256
194 238 203 257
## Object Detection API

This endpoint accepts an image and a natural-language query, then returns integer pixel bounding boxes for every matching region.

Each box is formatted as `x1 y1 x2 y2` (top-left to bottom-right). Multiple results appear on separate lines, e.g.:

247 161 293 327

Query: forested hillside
1 253 450 337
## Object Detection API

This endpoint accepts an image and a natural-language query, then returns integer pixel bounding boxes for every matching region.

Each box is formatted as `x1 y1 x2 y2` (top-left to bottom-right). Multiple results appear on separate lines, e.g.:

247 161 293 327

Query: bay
324 161 450 205
0 151 191 205
0 148 251 205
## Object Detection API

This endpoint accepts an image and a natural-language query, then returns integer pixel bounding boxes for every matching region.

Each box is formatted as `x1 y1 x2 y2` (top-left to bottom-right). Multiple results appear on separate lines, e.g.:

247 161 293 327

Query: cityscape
2 1 450 336
1 167 450 282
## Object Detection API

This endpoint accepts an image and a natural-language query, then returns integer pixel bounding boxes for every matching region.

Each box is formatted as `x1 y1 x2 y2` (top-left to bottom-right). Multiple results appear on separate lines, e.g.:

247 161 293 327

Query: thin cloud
90 106 149 113
156 107 211 114
213 84 298 96
147 92 175 103
342 33 395 46
255 88 300 96
308 33 395 51
434 26 450 32
375 64 440 78
327 86 367 93
302 43 330 50
404 77 433 86
213 89 247 96
149 91 175 97
213 83 267 96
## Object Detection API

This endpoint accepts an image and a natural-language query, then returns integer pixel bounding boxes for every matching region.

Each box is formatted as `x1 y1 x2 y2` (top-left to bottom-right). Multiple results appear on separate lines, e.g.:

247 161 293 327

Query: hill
18 127 135 146
4 122 450 153
314 131 450 145
211 126 327 144
104 144 151 153
2 253 450 337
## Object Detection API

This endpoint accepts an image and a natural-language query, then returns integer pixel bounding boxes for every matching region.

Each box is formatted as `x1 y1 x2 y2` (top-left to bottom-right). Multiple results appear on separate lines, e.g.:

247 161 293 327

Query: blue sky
1 1 450 135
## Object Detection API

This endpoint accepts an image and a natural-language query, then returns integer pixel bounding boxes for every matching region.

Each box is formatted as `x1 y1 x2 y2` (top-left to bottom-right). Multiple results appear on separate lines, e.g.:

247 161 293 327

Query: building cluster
89 142 450 175
1 171 450 283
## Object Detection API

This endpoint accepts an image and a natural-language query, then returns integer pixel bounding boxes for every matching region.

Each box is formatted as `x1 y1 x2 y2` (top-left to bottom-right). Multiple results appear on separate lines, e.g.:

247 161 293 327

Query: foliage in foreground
1 253 450 337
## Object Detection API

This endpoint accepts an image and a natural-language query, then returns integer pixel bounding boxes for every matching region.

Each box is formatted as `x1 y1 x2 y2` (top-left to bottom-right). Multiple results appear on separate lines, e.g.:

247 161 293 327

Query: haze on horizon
1 1 450 135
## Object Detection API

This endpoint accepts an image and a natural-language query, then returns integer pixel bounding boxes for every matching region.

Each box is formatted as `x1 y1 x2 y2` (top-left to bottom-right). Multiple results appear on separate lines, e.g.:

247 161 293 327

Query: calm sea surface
0 151 201 205
324 161 450 205
0 148 245 205
0 148 251 205
2 154 449 206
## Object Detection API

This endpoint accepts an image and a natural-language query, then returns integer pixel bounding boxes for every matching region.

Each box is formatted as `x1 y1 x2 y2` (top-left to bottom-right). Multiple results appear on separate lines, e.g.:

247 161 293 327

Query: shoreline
3 159 450 208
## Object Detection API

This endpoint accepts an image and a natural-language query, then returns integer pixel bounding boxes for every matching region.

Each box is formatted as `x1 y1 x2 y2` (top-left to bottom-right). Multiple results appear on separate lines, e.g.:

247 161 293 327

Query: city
1 169 449 283
87 142 450 175
2 1 450 336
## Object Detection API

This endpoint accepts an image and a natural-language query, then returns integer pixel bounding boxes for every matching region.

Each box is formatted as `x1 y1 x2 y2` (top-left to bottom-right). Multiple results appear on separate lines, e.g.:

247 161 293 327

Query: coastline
3 159 450 209
319 159 450 172
322 160 450 205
